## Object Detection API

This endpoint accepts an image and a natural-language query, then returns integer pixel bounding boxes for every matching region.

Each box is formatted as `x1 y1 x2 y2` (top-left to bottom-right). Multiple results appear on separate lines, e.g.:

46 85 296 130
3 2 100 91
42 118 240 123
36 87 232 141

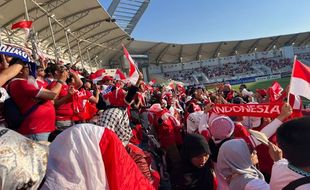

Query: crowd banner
255 74 281 82
212 103 283 118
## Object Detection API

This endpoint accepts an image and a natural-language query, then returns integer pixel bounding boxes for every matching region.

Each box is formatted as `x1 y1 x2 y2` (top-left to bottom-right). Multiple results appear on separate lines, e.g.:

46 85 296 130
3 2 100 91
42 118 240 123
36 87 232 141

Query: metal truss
38 6 101 39
107 0 150 34
4 0 71 29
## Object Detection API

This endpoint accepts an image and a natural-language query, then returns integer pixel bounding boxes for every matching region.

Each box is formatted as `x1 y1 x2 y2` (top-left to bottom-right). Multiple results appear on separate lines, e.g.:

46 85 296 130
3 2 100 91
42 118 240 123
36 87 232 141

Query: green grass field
231 77 290 91
230 77 310 106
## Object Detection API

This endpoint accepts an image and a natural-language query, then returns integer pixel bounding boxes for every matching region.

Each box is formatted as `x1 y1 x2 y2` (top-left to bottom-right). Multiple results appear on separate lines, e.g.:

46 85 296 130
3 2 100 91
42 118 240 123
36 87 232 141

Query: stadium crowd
164 57 292 84
0 44 310 190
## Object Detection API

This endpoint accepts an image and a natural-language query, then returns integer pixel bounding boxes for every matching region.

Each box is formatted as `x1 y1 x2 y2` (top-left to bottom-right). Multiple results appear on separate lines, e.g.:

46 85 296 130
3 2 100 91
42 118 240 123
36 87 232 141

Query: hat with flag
0 44 36 77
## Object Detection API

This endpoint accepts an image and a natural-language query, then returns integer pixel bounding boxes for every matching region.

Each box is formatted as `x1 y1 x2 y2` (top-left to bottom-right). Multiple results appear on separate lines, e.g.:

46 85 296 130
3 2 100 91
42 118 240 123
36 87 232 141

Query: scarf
97 108 132 145
217 139 265 190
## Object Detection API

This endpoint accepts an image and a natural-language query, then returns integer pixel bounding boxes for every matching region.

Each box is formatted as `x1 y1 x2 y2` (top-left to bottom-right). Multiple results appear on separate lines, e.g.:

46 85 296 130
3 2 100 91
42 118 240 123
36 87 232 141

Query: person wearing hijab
176 133 216 190
217 139 269 190
42 123 154 190
97 107 158 188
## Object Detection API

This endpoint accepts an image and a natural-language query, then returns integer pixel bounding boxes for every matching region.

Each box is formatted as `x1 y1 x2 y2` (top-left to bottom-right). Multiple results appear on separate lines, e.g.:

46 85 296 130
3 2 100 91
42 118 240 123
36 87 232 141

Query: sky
100 0 310 44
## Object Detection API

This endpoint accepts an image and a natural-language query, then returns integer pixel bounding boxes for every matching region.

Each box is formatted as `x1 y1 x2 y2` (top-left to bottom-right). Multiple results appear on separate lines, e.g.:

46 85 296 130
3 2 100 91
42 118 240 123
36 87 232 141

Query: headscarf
217 139 265 190
0 127 48 190
181 134 214 190
41 124 109 190
97 108 132 145
182 134 211 161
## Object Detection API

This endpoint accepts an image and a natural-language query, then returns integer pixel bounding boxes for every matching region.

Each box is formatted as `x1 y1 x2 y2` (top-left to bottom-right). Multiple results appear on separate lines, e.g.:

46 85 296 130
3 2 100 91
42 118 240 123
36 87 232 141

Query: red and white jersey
9 78 55 135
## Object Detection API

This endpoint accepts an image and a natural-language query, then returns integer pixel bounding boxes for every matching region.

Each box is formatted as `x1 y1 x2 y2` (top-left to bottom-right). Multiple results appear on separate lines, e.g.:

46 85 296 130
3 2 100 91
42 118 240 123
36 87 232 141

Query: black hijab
180 134 214 190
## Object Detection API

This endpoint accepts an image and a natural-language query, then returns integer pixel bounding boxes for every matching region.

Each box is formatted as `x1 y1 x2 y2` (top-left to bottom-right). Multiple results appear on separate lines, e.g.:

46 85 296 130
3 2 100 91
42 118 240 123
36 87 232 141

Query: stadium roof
0 0 130 68
119 31 310 66
0 0 310 69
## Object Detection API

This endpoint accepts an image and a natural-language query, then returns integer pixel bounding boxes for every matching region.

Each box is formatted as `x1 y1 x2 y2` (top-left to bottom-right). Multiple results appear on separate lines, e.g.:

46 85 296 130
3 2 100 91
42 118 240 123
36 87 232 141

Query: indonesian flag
268 81 283 102
149 79 156 86
11 20 33 44
11 20 33 30
123 46 139 85
289 59 310 100
114 69 126 80
90 69 107 82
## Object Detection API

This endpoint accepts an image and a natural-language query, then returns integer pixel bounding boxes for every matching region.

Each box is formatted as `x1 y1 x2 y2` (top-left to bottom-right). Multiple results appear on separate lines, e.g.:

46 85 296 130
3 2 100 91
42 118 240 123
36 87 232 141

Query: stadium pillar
77 40 85 70
48 15 59 63
23 0 30 21
65 30 73 64
87 49 93 73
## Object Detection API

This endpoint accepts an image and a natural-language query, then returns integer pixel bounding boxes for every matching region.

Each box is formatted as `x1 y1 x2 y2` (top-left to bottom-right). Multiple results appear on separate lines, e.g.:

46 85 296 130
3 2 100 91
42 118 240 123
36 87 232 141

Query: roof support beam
64 27 119 51
264 36 281 51
297 33 310 46
284 34 299 46
179 45 183 62
53 19 109 44
37 6 101 35
156 44 170 64
247 39 260 53
212 42 223 58
229 41 243 56
3 0 70 28
196 43 203 60
144 42 162 54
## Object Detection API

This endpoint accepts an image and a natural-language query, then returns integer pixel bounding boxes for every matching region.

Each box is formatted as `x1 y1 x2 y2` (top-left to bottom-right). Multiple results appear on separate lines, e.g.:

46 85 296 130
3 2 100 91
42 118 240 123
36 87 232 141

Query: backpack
3 83 41 130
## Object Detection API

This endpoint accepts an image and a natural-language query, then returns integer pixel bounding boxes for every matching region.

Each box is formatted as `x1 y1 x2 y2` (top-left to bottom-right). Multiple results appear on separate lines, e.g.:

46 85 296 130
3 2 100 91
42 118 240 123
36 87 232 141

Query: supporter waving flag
123 45 140 85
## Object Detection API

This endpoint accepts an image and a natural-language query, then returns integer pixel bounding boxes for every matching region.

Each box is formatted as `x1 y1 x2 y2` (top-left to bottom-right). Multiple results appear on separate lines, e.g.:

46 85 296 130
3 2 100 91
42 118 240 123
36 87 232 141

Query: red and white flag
114 69 126 80
123 45 139 85
289 59 310 100
149 79 156 86
11 20 33 44
268 81 283 102
11 20 33 30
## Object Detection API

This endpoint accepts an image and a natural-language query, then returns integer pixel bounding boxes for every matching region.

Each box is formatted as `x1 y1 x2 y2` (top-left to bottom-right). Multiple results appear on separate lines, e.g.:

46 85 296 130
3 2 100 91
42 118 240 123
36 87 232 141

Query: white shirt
245 179 270 190
186 111 204 133
270 159 310 190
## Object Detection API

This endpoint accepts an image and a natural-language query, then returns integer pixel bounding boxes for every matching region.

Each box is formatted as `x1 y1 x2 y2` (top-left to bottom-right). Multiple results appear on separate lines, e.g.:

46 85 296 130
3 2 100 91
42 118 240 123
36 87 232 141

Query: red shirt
37 79 48 88
48 81 74 121
103 87 127 107
9 78 55 135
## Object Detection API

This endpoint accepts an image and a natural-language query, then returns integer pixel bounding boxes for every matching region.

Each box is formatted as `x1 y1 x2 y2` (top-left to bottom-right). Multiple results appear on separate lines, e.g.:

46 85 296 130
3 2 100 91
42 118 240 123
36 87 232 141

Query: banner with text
212 103 283 118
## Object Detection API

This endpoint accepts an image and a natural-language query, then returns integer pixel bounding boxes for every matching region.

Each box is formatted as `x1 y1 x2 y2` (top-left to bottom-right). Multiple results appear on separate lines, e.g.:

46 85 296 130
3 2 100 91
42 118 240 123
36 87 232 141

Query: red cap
101 75 113 83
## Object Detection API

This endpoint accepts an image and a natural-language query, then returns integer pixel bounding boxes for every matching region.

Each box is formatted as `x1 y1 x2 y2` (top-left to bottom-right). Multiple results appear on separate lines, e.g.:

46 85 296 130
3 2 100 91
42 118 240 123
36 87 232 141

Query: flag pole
287 55 297 103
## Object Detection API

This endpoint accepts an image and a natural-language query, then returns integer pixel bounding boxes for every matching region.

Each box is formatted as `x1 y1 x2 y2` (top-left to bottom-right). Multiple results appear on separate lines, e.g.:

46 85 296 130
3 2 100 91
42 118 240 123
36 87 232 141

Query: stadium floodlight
254 47 257 52
50 14 55 18
66 28 71 32
292 42 295 46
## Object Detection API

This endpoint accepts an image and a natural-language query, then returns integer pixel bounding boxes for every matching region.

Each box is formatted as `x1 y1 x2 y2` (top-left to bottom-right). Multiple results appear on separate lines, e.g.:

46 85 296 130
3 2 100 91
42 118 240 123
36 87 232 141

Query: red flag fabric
289 59 310 100
89 69 106 80
100 129 155 190
149 79 156 86
114 69 126 80
268 81 283 102
211 103 283 118
11 20 33 30
123 46 139 85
